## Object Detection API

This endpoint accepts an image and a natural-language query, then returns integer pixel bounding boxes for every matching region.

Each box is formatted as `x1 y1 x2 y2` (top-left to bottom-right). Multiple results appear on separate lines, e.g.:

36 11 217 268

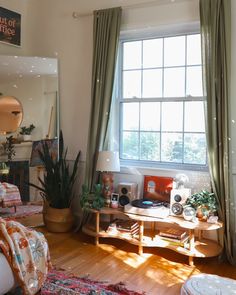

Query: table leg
189 256 194 266
198 229 202 240
189 229 195 266
139 221 144 255
110 214 114 223
95 211 100 245
151 222 155 240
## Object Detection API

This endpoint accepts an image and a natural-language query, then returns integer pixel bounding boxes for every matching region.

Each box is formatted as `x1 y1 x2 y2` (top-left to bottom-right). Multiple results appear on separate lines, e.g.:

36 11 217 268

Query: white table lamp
96 151 120 207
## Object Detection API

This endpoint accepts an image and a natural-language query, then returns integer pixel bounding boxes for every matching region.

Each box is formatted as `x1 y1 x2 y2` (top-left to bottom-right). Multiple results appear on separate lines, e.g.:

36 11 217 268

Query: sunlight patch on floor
98 244 153 268
98 244 116 252
144 256 200 285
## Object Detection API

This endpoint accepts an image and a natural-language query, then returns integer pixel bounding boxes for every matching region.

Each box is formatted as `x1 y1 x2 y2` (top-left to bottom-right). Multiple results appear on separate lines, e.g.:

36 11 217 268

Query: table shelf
82 207 223 265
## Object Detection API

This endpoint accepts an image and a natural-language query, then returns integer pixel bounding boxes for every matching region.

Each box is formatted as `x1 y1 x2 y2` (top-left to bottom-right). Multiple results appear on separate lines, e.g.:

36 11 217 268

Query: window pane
186 66 203 96
123 41 142 70
187 34 201 65
185 101 205 132
162 102 183 132
122 103 139 130
161 133 183 163
140 102 160 131
164 67 185 97
143 69 162 98
143 38 163 68
123 70 141 98
140 132 160 161
184 133 206 164
164 36 185 67
121 131 139 160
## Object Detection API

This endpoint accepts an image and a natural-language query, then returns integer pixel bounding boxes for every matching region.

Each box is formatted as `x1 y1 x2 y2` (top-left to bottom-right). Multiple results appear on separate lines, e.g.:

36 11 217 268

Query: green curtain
200 0 236 264
85 7 122 191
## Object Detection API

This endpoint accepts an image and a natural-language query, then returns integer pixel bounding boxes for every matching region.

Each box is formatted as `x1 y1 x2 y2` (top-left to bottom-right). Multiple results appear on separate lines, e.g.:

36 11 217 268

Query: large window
119 33 207 169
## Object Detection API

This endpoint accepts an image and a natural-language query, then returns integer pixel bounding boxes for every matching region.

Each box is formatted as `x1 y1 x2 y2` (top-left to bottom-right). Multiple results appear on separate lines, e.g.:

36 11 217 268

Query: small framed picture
111 193 119 208
111 193 119 202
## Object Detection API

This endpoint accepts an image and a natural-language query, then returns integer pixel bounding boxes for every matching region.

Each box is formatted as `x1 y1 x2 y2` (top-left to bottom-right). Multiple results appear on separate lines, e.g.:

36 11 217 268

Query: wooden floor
18 214 236 295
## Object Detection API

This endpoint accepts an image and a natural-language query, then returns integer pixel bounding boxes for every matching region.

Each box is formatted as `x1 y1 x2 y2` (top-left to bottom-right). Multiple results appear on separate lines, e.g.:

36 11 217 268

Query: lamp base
102 172 114 207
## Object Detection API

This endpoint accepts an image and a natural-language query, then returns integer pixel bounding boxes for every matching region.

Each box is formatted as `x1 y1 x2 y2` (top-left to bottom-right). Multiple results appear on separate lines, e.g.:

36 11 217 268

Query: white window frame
115 24 208 172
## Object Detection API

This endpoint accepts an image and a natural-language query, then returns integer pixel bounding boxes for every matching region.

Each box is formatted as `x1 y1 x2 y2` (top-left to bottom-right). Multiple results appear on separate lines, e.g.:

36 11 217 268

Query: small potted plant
185 190 218 221
19 124 35 141
80 184 104 210
0 136 16 174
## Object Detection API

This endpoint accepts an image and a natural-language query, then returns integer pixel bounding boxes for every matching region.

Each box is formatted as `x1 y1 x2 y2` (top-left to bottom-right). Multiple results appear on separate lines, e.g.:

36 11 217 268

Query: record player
124 198 170 219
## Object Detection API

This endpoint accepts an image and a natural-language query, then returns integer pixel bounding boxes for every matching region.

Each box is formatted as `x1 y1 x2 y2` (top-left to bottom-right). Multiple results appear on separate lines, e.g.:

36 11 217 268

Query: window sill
119 163 209 177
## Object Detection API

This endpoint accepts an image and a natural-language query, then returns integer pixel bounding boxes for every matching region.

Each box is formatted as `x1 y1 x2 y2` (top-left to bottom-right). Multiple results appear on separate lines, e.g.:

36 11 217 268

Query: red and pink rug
0 204 42 219
41 269 145 295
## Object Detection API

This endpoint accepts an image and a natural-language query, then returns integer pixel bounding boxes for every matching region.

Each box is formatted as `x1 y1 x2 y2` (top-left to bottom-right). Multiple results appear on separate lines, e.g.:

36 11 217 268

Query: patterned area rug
41 269 145 295
0 204 42 219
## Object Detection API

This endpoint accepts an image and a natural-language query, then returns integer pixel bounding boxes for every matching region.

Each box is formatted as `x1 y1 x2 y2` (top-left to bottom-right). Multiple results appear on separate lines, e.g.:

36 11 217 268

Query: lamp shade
96 151 120 172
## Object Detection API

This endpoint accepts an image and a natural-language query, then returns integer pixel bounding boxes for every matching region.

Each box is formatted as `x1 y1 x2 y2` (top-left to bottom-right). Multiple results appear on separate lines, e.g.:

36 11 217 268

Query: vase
196 205 209 221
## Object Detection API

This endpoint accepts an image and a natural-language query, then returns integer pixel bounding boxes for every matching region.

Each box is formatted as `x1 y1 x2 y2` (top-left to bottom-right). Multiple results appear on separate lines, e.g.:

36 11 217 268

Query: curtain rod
72 0 177 19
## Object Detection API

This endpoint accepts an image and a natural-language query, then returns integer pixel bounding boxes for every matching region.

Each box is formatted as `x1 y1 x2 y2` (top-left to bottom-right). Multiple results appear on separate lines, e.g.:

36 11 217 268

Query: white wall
121 0 199 31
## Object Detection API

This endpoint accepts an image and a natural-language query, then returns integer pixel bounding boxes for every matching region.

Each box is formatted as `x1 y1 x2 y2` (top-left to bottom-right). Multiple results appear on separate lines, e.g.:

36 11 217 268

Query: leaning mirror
0 55 58 140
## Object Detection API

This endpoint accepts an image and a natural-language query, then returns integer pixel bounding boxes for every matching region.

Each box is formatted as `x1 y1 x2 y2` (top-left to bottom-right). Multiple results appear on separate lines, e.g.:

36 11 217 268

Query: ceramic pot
196 205 209 221
22 135 31 141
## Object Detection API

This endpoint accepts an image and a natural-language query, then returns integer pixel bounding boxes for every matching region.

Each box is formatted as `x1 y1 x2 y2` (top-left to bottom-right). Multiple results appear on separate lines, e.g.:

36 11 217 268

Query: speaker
118 182 138 206
170 188 191 216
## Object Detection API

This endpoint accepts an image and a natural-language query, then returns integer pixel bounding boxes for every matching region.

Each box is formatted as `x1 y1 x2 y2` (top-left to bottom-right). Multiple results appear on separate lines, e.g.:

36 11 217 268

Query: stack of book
158 228 189 247
106 219 139 236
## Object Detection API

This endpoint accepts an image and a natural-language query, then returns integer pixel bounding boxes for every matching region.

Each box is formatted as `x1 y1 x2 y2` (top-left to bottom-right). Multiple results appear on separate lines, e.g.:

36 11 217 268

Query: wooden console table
82 207 223 266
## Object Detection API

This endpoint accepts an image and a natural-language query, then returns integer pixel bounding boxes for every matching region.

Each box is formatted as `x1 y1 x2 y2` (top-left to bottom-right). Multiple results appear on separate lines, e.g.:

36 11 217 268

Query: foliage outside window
119 33 207 169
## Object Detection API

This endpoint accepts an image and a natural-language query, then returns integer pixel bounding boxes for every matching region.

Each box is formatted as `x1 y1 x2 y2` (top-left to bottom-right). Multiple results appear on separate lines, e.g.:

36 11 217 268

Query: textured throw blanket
0 218 51 295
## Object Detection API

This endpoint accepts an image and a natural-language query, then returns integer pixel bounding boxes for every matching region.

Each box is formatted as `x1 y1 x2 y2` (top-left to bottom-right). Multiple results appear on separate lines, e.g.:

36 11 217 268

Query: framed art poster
30 139 58 167
0 7 21 46
143 175 173 203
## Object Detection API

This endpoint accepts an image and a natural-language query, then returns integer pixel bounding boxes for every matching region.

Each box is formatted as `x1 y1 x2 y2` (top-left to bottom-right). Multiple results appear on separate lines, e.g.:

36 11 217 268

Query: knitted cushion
181 274 236 295
0 182 22 207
